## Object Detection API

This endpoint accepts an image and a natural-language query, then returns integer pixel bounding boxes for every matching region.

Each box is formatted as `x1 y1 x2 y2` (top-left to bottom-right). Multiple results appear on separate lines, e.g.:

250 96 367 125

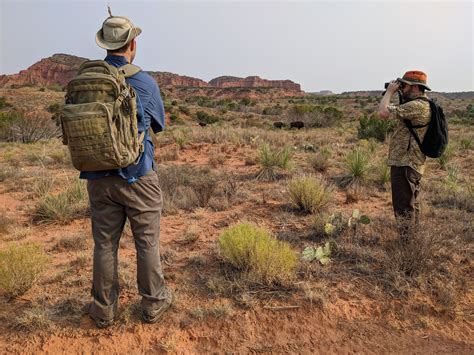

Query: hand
386 80 401 95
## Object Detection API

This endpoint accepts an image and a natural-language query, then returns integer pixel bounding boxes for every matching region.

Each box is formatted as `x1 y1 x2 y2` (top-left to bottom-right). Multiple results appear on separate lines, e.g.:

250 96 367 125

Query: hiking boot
141 295 172 324
93 317 114 329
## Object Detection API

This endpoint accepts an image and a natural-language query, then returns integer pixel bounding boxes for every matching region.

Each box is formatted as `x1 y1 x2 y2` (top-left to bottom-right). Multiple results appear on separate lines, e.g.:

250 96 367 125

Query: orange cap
398 70 431 91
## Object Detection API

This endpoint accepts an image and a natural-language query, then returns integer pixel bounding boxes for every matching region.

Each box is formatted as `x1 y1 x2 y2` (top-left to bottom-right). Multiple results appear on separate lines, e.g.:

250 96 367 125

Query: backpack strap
120 64 141 78
403 96 431 151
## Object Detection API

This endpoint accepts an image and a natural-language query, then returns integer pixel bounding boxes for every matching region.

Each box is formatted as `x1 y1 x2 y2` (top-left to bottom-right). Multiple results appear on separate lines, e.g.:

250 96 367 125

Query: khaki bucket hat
397 70 431 91
96 16 142 50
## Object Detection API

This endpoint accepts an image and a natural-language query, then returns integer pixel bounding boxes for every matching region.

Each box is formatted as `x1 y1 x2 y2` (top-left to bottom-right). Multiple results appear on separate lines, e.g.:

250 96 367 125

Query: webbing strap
113 87 131 116
120 64 142 78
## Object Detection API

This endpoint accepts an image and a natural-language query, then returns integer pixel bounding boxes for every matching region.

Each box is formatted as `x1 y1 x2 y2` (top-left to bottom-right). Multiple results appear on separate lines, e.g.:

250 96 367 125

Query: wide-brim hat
397 70 431 91
96 16 142 50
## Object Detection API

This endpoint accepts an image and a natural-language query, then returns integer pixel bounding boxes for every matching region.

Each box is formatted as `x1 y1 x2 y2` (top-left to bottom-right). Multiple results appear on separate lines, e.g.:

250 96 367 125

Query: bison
290 121 305 129
273 121 286 129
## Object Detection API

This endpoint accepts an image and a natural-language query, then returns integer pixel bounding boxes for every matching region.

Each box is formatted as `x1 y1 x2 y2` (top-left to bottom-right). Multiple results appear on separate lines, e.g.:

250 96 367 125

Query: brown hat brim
95 26 142 50
397 77 431 91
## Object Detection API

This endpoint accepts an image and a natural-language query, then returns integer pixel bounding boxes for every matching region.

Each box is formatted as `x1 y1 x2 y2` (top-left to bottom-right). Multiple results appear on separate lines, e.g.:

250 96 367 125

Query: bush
33 179 88 224
218 223 297 285
287 176 333 213
0 109 60 143
0 96 12 109
289 104 343 128
256 143 293 180
0 243 48 298
358 114 396 142
196 110 219 125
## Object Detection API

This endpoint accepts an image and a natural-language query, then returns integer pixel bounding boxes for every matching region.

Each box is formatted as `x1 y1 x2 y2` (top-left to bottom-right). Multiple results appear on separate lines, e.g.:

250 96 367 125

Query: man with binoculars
378 70 432 240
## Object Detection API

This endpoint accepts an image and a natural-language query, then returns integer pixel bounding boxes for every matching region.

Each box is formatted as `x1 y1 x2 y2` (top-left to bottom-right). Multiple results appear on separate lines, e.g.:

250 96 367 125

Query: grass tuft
0 243 48 298
287 175 333 213
33 179 88 224
218 222 297 285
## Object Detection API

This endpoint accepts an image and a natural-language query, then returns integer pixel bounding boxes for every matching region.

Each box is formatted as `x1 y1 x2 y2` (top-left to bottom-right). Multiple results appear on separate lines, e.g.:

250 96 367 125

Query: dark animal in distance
290 121 304 129
198 122 207 127
273 121 286 129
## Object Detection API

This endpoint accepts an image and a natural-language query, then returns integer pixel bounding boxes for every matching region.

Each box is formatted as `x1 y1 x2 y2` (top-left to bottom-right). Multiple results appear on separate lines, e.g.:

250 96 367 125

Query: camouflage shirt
387 96 431 174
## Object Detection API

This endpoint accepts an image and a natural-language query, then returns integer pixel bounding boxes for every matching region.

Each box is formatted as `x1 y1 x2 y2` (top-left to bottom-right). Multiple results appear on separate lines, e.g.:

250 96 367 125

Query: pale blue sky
1 0 472 92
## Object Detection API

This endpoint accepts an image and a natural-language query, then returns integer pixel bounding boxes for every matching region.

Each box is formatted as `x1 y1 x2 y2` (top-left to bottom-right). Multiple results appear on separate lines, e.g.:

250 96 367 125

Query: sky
0 0 472 93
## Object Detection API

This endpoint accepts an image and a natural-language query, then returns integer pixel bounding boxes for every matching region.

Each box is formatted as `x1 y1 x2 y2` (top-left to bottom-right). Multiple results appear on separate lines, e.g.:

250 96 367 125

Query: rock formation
149 72 209 88
0 53 87 88
209 76 300 91
0 54 303 94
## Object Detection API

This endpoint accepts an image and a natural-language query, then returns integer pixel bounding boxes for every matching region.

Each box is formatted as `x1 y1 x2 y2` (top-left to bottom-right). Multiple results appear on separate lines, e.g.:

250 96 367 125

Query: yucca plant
444 163 460 194
256 143 293 181
437 144 455 170
344 148 370 181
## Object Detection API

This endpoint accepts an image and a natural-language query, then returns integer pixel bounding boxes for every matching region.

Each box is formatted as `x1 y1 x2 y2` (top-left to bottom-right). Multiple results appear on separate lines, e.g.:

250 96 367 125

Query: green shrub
179 105 190 115
218 223 297 285
0 96 12 109
287 176 333 213
345 148 370 180
256 143 293 180
196 111 219 125
0 243 48 298
289 104 343 128
358 114 396 142
33 179 88 224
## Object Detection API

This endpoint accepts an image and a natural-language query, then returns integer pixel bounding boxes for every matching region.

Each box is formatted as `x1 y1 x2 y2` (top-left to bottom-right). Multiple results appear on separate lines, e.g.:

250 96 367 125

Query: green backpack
61 60 144 171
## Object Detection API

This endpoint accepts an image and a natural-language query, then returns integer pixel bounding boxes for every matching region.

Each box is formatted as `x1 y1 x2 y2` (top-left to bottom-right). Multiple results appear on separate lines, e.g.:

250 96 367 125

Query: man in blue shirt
85 14 171 328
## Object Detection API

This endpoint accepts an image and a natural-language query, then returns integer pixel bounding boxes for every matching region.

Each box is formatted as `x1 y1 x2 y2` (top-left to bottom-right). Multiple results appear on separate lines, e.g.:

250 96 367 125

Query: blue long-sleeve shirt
80 55 165 182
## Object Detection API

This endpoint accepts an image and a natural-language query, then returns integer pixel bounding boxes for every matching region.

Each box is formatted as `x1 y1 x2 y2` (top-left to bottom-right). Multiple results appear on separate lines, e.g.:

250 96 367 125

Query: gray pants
87 170 169 321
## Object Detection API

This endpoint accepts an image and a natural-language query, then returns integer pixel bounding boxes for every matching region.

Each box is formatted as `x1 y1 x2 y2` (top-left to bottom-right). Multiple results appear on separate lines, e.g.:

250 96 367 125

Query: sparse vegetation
218 223 298 285
256 143 293 180
33 179 88 224
0 243 48 298
308 148 330 173
287 176 333 213
357 113 396 142
437 144 455 170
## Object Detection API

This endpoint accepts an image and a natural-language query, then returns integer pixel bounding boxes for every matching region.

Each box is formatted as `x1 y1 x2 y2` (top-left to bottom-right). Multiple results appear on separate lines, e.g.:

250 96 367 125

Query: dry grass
218 222 298 285
0 243 48 298
33 178 88 224
11 307 54 332
287 175 333 214
51 233 89 252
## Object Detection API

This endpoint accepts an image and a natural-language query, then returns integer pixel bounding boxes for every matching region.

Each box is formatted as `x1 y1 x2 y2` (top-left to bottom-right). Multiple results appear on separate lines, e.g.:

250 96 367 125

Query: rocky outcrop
149 72 209 88
209 75 300 91
0 53 87 88
0 54 303 94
